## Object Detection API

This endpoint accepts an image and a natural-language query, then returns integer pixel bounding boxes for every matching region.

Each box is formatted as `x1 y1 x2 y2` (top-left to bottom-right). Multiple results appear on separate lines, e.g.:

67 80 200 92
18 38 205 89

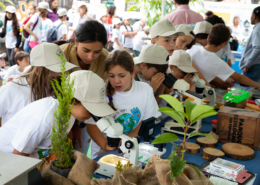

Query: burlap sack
183 165 214 185
120 166 143 184
174 173 193 185
111 171 136 185
137 174 160 185
91 178 112 185
152 156 171 185
142 155 157 176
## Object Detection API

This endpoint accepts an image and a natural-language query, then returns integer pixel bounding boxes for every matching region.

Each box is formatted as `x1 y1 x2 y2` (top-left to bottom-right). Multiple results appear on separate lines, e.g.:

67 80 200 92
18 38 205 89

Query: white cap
134 44 169 65
87 14 96 20
70 70 115 117
141 17 148 24
30 43 78 73
77 1 87 9
150 19 183 39
113 18 121 25
98 11 107 20
123 14 131 20
6 6 16 13
0 53 6 58
143 26 150 32
37 2 52 12
57 8 67 17
169 50 197 73
193 21 213 35
175 24 194 39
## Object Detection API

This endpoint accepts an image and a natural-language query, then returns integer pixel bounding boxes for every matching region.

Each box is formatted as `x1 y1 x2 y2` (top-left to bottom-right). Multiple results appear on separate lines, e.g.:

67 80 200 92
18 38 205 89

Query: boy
193 21 213 47
187 24 260 90
3 51 30 83
133 17 148 32
54 8 68 40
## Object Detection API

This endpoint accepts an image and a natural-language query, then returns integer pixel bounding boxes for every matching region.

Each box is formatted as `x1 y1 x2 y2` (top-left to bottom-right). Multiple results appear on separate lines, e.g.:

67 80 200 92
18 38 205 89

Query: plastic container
212 119 217 133
223 89 250 109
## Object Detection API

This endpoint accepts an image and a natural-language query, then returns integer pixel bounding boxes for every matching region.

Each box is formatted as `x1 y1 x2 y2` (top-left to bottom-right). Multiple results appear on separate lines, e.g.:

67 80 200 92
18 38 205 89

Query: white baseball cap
169 50 197 73
193 21 213 35
0 53 6 58
123 14 131 20
134 44 169 65
150 19 184 39
6 6 16 13
57 8 67 17
175 24 194 39
87 14 96 20
70 70 115 117
30 43 78 73
98 11 108 20
143 26 150 32
141 17 148 24
37 2 52 13
113 18 121 25
77 2 87 9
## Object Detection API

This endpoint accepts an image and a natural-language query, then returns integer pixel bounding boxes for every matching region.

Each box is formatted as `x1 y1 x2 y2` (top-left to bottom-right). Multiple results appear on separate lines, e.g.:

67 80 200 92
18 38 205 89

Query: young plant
50 53 75 169
115 161 133 173
152 95 217 181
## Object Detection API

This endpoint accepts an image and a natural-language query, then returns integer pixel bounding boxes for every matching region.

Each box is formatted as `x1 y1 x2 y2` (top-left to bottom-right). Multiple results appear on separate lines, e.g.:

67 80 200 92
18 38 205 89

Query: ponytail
106 81 117 111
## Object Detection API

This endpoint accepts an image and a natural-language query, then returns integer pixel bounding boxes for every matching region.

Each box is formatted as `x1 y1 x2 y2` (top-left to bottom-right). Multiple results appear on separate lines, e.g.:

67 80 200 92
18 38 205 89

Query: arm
155 84 166 104
210 77 234 89
231 72 260 90
122 31 136 38
114 38 121 47
126 121 142 138
24 21 38 43
13 149 30 157
15 30 21 52
227 59 232 67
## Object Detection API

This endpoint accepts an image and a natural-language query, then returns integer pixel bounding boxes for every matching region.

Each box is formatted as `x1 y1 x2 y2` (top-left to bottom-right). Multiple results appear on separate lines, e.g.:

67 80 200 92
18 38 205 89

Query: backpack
47 22 63 42
23 15 39 39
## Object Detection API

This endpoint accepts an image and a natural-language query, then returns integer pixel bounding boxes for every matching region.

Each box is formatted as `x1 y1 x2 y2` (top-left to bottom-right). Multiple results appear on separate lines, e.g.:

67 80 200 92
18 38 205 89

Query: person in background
239 6 260 83
41 17 53 42
112 18 123 50
133 26 150 57
0 53 6 87
175 24 195 50
107 5 116 36
193 21 213 47
0 6 21 67
205 11 214 19
99 12 110 41
54 8 68 40
120 15 137 50
47 0 58 22
87 14 96 20
165 0 204 26
24 2 52 49
67 4 76 27
133 17 148 32
230 16 242 51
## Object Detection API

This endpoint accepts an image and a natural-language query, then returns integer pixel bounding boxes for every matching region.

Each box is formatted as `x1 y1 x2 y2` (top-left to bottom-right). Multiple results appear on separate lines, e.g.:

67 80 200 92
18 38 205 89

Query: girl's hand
183 73 195 85
104 143 117 151
14 48 19 53
34 36 38 43
150 73 165 93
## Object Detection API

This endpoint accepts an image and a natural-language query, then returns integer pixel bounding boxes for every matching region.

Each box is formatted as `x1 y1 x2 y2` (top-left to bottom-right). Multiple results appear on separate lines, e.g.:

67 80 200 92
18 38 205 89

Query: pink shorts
29 41 40 49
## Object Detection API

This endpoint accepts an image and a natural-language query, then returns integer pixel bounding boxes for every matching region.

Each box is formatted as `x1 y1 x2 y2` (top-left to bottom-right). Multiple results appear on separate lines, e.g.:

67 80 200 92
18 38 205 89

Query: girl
24 2 52 49
112 18 123 50
0 70 115 159
120 16 137 50
107 5 116 38
133 26 150 56
86 50 161 159
99 12 110 41
47 0 58 22
0 53 6 88
175 24 195 50
0 43 78 126
0 6 21 66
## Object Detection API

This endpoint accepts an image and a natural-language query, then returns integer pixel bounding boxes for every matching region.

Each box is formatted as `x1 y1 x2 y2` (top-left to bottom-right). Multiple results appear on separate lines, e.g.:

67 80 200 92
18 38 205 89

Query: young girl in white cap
175 24 195 50
99 11 110 41
0 43 78 126
86 50 161 159
120 15 137 50
0 70 115 159
0 6 22 66
112 18 123 50
133 25 150 56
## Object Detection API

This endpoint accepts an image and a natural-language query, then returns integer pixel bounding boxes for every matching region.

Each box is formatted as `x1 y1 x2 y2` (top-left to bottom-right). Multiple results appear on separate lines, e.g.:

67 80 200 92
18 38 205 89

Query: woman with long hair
47 0 58 22
230 16 242 51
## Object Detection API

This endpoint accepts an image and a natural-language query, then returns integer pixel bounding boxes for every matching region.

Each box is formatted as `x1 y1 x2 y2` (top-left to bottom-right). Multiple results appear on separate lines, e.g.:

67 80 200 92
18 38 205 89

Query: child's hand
183 74 195 85
105 143 117 151
34 36 38 43
225 78 235 88
150 73 165 93
14 48 19 53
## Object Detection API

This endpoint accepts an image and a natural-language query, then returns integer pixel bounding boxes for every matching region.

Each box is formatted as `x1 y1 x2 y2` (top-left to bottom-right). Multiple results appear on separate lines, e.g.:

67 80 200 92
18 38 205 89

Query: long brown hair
3 12 19 36
105 50 134 110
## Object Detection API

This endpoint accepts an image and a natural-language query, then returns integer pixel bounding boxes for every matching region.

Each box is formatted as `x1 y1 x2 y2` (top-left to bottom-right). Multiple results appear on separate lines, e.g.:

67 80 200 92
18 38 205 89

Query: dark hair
187 31 196 49
3 12 19 36
175 0 189 5
195 33 209 40
253 6 260 20
38 8 48 18
30 4 37 10
15 51 29 65
205 15 225 25
208 24 230 46
105 50 134 110
107 5 116 17
74 20 107 46
146 63 168 73
48 0 58 14
205 11 214 17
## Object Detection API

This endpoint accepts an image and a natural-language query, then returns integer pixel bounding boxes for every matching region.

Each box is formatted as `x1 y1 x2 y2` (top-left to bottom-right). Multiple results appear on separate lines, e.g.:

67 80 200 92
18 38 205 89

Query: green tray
222 89 250 103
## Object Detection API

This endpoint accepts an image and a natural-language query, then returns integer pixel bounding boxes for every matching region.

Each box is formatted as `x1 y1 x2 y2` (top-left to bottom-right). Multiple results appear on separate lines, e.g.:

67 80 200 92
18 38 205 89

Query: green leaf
184 99 197 119
158 107 185 128
174 145 186 153
151 133 179 145
190 105 215 122
191 110 217 125
170 156 186 178
160 95 184 113
5 0 14 5
189 165 201 178
188 132 215 140
168 151 177 160
170 172 175 181
0 2 5 10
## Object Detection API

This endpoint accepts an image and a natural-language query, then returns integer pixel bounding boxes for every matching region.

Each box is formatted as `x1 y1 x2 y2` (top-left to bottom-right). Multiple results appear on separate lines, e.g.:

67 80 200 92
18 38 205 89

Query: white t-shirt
229 25 242 41
5 20 21 49
3 65 31 81
120 25 134 48
54 20 67 40
215 44 234 63
101 22 110 40
41 18 53 42
0 68 5 80
133 21 142 32
112 28 122 50
186 45 235 83
28 13 43 43
133 31 148 52
0 77 30 125
67 9 75 22
68 13 87 38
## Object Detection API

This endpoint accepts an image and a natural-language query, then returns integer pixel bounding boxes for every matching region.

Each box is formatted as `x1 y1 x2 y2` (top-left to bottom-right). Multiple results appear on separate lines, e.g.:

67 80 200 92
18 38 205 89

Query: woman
107 5 116 25
230 16 242 51
47 0 58 22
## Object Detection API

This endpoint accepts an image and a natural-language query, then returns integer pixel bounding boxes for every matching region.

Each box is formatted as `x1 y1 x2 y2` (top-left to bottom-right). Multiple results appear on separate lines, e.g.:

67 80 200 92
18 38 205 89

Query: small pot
51 160 72 178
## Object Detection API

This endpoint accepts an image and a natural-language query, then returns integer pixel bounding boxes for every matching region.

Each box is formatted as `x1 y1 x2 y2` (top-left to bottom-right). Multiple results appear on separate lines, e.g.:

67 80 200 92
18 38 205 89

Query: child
187 24 260 90
99 12 110 41
133 26 150 57
112 18 123 50
0 43 78 126
3 51 30 82
175 24 195 50
86 50 161 159
133 17 148 32
0 6 22 66
0 53 6 87
0 70 115 158
41 17 53 42
150 19 183 56
193 21 213 46
54 8 68 40
120 15 137 50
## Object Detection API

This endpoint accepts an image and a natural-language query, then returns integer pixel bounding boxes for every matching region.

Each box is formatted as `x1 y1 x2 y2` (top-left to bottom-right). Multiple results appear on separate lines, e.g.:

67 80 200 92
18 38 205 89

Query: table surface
93 115 259 185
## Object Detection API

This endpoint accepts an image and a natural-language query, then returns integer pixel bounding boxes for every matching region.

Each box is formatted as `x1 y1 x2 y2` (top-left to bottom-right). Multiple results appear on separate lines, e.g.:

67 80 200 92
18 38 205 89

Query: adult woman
60 20 109 81
47 0 58 22
107 5 116 25
230 16 242 51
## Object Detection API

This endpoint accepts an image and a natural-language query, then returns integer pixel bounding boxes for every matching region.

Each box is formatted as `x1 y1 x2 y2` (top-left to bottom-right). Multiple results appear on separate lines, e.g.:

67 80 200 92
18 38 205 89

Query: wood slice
180 142 200 154
221 143 255 160
196 137 218 148
202 148 224 161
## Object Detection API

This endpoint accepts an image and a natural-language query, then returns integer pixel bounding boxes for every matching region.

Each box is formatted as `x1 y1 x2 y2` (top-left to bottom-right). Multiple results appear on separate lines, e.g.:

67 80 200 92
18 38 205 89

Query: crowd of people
0 0 260 162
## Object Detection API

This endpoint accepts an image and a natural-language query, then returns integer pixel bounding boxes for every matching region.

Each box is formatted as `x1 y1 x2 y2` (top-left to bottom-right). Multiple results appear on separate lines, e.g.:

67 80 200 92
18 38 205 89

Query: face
114 8 117 15
153 35 178 56
51 0 58 9
234 17 240 26
71 103 91 122
101 15 108 23
115 23 121 29
75 40 103 64
140 63 159 81
140 20 145 27
170 65 185 79
6 12 13 19
79 6 87 15
124 19 131 26
62 15 67 21
0 58 5 68
18 57 30 68
175 35 193 50
28 6 36 15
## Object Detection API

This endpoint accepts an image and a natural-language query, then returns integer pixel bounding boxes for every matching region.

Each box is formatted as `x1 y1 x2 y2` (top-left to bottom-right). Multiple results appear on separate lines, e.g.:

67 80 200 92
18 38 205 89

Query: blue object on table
237 43 245 52
232 52 243 74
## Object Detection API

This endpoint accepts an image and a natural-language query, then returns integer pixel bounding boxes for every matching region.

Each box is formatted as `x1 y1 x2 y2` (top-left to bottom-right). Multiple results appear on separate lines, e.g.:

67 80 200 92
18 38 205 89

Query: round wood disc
202 148 224 161
196 137 218 148
181 142 200 154
221 143 255 160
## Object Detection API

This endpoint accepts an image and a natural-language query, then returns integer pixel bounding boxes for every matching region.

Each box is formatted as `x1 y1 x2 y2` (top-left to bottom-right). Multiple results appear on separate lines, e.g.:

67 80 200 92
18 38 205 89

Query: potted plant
151 94 217 182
